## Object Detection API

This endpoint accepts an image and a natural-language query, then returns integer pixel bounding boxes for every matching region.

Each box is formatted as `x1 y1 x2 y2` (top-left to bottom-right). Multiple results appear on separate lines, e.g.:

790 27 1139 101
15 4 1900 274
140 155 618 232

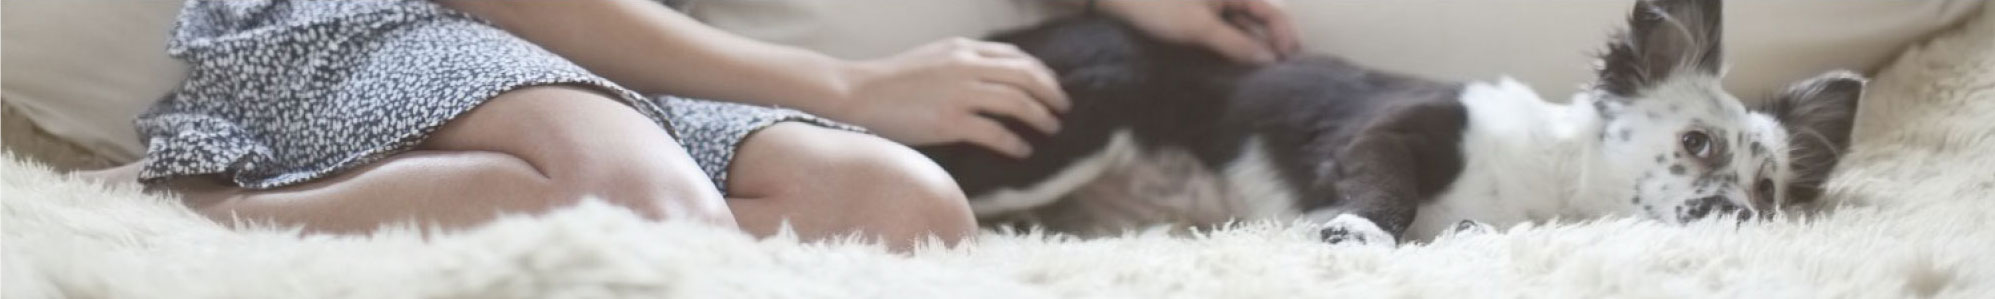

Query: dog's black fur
914 16 1471 237
917 0 1863 241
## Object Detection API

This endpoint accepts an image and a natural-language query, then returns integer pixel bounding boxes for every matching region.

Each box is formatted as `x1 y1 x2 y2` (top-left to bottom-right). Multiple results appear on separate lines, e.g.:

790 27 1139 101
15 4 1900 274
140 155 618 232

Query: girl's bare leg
76 86 978 250
724 123 979 250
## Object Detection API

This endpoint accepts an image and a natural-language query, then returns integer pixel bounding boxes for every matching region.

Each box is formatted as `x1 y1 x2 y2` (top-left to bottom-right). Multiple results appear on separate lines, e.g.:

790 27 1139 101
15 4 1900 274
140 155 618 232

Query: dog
914 0 1864 244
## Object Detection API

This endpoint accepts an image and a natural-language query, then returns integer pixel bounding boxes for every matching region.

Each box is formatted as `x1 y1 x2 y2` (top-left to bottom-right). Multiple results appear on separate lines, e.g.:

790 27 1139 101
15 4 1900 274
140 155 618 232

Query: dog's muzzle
1682 196 1751 222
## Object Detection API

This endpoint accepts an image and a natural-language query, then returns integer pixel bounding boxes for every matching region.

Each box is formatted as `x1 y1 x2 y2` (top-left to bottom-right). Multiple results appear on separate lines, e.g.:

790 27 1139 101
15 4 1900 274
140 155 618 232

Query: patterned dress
135 0 856 194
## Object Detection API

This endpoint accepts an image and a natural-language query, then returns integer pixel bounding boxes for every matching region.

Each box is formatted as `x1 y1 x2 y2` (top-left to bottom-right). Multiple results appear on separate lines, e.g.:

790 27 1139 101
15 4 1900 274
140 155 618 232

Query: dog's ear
1759 70 1865 202
1597 0 1724 97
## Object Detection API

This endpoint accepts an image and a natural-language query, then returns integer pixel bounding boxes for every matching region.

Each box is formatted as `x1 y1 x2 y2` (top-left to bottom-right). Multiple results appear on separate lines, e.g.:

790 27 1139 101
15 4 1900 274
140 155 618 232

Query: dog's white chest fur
1407 79 1632 240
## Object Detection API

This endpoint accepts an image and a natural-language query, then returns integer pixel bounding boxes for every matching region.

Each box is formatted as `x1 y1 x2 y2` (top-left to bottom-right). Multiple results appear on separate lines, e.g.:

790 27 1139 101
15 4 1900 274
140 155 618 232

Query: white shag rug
7 6 1995 299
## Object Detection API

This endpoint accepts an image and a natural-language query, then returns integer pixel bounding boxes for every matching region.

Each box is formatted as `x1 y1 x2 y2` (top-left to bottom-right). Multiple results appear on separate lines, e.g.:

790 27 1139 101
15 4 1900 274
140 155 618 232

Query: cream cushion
687 0 1984 99
0 0 1983 165
1 1 187 162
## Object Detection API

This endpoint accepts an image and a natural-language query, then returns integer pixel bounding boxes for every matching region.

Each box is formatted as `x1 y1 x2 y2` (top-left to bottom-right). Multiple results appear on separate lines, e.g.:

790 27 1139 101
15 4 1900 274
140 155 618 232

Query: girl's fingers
972 82 1062 135
954 116 1034 158
1194 19 1278 64
970 41 1032 59
964 56 1071 112
1229 0 1301 55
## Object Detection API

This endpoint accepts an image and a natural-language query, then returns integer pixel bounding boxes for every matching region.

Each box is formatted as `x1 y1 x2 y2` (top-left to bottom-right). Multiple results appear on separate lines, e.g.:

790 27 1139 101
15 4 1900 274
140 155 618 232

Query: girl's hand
833 38 1069 158
1098 0 1301 64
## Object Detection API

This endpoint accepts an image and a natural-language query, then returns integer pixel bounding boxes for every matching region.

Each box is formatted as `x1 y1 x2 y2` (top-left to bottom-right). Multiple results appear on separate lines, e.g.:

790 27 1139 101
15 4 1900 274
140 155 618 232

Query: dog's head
1590 0 1863 223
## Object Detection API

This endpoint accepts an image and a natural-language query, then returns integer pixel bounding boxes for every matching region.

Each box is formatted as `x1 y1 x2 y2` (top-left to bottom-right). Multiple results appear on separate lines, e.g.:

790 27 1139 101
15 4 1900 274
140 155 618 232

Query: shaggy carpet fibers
7 5 1994 299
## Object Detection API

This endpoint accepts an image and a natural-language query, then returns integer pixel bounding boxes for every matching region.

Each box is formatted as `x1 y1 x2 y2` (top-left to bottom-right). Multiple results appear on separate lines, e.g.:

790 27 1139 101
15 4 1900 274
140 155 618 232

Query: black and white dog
915 0 1863 244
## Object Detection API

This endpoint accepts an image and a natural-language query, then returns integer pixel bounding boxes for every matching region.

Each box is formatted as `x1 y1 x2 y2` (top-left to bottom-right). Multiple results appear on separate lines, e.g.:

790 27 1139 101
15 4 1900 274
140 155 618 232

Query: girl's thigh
176 85 733 233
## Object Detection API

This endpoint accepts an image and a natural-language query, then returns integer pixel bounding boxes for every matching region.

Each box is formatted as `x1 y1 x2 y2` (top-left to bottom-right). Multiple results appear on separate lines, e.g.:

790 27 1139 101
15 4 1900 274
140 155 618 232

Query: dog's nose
1682 196 1749 222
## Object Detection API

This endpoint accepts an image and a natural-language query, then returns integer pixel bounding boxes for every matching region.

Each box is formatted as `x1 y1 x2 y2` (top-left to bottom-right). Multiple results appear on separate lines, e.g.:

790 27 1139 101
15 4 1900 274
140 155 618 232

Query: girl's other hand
1098 0 1300 64
833 38 1069 158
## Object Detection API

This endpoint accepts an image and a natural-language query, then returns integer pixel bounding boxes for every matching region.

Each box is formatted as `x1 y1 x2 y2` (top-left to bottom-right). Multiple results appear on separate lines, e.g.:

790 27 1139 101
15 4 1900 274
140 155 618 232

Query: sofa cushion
686 0 1984 100
2 0 187 162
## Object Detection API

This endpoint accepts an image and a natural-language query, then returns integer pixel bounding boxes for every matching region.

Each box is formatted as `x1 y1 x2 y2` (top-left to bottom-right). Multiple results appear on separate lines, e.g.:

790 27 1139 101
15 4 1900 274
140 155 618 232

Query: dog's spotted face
1591 0 1862 224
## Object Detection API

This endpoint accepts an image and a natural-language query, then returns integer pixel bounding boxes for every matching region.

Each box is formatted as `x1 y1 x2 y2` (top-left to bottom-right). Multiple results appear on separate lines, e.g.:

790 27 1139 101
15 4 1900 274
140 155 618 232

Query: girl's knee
802 129 979 240
732 123 979 245
561 151 733 226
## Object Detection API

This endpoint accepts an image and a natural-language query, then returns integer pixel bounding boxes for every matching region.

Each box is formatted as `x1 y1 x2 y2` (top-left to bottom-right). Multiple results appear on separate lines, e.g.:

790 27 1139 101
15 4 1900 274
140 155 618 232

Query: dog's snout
1682 196 1750 222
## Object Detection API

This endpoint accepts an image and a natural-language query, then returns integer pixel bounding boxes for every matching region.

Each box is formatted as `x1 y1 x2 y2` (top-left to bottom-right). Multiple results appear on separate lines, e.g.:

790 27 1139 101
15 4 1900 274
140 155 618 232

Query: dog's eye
1680 131 1713 158
1754 178 1777 204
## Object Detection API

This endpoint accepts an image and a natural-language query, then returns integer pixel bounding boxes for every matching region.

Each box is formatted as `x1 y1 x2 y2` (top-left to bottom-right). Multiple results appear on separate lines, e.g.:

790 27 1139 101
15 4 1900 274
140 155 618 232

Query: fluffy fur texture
5 4 1994 299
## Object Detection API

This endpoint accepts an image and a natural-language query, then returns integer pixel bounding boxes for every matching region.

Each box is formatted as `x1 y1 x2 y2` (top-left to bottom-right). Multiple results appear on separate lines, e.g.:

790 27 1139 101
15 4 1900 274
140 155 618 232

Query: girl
83 0 1299 250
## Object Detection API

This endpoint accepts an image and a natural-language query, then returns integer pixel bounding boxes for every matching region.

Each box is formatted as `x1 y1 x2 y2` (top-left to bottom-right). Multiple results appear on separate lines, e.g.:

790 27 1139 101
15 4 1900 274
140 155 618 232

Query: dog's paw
1314 214 1396 247
1444 219 1495 237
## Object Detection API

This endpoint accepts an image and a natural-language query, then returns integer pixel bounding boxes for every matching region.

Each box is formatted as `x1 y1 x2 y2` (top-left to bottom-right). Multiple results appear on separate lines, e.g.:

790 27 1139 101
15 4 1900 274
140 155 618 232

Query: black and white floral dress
135 0 857 194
